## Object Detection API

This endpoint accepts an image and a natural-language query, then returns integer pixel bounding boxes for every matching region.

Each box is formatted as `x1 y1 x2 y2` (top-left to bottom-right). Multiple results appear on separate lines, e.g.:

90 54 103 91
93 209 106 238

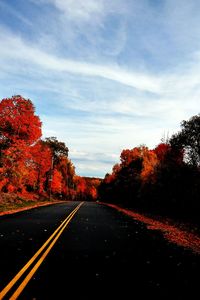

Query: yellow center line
0 202 84 300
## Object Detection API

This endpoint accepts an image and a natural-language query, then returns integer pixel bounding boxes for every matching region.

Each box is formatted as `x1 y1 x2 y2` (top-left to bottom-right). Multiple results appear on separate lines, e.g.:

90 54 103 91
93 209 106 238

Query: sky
0 0 200 178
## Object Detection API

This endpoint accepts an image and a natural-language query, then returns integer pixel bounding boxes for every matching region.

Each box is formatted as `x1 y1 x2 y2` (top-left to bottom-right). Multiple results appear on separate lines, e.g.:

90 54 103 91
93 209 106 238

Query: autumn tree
0 95 41 146
99 146 154 205
56 157 75 199
0 95 82 202
27 141 52 194
98 114 200 224
74 176 101 201
0 96 42 194
74 176 87 200
44 137 75 199
44 137 68 163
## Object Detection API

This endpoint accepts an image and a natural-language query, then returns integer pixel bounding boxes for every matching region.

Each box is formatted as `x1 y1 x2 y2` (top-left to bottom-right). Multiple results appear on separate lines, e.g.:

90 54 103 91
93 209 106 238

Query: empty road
0 201 199 299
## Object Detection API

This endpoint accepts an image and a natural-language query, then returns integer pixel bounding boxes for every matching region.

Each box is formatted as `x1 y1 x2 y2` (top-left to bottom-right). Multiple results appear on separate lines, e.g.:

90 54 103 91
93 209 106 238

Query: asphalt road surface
0 201 199 299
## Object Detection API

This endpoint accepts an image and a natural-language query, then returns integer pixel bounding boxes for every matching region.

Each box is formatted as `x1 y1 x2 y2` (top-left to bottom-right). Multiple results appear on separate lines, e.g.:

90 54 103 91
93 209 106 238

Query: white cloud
0 28 161 93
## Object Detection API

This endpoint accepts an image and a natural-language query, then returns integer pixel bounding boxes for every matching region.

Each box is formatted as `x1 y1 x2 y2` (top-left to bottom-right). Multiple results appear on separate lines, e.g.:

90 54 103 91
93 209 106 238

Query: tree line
0 95 100 202
1 95 199 224
98 113 200 224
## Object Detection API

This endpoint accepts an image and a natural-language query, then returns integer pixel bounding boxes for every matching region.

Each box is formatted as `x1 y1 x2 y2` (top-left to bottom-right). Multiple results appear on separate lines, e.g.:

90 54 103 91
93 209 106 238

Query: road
0 201 199 299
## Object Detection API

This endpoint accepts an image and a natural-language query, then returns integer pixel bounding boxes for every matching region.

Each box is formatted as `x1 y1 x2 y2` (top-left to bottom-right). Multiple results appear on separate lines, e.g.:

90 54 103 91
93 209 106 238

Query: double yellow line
0 202 84 300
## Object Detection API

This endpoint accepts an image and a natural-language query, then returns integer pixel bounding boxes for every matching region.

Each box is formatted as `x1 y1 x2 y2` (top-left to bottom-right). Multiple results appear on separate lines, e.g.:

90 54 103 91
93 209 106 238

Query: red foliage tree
0 95 42 146
28 141 52 194
0 96 42 195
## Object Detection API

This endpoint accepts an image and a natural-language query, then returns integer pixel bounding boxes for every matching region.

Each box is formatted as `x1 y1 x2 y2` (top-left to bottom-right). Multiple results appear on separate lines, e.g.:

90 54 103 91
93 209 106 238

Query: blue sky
0 0 200 178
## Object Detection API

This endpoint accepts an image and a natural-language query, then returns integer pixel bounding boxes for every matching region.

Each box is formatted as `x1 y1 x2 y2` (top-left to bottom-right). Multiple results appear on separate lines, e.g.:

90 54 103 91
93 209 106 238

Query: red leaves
154 143 171 162
74 176 101 200
0 96 46 195
51 169 62 194
0 96 42 145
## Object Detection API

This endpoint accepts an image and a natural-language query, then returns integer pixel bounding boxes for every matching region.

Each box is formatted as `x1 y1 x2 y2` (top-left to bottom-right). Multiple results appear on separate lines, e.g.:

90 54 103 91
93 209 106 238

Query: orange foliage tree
44 137 75 199
74 176 101 201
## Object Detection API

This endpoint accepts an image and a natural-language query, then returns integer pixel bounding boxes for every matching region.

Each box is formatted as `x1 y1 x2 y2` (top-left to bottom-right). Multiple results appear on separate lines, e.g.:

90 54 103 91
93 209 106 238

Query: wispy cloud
0 27 161 93
34 0 126 24
50 0 105 22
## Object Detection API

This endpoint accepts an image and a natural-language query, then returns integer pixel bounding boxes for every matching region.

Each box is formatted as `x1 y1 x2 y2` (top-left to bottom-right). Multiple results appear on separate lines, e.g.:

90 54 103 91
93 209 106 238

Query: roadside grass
0 200 40 212
0 193 62 215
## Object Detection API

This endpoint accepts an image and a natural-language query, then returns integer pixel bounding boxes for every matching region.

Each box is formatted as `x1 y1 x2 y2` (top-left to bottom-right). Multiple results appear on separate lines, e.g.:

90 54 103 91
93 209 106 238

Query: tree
170 114 200 167
43 137 76 199
140 149 158 182
0 96 42 194
0 95 42 147
27 141 52 194
56 157 75 199
44 137 68 164
74 176 101 201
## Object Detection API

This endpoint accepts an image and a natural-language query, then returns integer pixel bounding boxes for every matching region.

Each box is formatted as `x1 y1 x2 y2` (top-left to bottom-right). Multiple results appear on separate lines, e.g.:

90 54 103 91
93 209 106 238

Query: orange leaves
119 146 158 182
74 176 101 200
141 149 158 182
118 144 183 183
120 148 141 167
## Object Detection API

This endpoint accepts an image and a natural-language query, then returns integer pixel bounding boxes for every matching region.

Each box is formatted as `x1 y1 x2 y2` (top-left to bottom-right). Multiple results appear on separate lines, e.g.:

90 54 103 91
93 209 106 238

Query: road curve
0 201 199 299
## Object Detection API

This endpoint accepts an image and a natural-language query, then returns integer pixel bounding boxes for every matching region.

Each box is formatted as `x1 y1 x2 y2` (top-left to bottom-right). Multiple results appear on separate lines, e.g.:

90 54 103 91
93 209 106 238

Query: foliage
0 96 42 195
98 114 200 224
74 176 101 201
0 95 41 146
